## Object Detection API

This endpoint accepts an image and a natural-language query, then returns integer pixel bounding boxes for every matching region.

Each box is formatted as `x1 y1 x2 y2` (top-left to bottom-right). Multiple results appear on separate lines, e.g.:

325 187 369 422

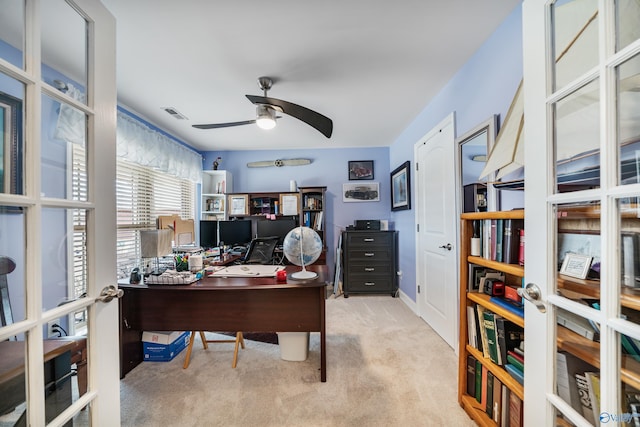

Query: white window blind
116 159 195 277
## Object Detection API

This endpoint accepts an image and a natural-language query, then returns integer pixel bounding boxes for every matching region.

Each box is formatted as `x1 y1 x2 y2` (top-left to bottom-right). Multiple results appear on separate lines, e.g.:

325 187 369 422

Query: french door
523 0 640 425
0 1 118 426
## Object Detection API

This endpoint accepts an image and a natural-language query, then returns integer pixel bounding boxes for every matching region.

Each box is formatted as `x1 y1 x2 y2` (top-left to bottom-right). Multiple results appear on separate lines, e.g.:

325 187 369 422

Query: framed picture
0 92 23 195
228 194 249 216
468 264 486 292
348 160 374 180
342 182 380 202
390 161 411 211
560 253 593 279
279 192 300 216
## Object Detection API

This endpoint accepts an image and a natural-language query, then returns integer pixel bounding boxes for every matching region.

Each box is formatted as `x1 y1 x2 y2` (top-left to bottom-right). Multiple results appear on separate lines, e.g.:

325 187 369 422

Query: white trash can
277 332 309 361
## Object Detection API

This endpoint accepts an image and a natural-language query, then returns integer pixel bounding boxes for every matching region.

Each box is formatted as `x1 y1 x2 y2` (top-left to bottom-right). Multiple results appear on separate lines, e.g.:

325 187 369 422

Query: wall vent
162 107 188 120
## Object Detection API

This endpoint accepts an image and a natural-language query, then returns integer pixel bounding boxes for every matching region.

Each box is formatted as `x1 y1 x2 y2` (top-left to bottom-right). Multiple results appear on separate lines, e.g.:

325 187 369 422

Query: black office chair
241 236 279 265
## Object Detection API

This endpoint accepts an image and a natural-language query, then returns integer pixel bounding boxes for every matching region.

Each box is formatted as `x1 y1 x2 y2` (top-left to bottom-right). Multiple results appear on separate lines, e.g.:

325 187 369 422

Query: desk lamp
140 229 173 275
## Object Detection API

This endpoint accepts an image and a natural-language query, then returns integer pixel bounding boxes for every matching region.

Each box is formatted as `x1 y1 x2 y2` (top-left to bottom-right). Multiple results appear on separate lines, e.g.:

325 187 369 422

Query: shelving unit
201 170 232 220
299 186 326 246
458 210 525 426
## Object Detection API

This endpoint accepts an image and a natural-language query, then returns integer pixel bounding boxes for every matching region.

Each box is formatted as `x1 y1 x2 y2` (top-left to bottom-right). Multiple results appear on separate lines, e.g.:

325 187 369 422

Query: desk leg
320 287 326 382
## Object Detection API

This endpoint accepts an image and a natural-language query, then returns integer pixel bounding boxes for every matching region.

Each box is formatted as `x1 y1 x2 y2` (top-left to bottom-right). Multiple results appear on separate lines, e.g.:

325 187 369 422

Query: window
116 159 195 277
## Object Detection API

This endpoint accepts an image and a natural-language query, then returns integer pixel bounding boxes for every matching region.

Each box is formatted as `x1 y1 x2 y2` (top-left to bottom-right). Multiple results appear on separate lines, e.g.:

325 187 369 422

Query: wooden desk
0 340 81 426
119 264 328 381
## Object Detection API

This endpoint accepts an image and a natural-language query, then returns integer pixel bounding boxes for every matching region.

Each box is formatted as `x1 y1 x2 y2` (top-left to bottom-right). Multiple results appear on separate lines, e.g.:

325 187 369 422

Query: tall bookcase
458 210 525 426
201 170 232 220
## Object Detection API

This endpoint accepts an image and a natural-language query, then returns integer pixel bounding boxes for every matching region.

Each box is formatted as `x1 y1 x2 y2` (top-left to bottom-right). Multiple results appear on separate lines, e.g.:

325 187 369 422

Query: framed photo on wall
348 160 374 180
390 161 411 211
342 182 380 202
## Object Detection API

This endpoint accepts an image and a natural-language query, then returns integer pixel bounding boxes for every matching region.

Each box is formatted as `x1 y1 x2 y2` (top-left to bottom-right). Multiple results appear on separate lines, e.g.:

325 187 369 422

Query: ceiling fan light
256 105 277 130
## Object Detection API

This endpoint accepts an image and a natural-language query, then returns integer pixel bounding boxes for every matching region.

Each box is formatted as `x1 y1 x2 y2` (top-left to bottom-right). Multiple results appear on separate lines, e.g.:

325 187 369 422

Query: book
480 365 488 410
507 349 524 365
490 296 525 317
467 305 477 348
492 376 502 423
475 359 483 404
503 219 524 265
506 354 524 372
486 370 494 418
575 373 596 424
501 384 510 427
476 305 491 359
496 317 525 367
466 355 476 397
518 228 525 266
509 391 523 427
585 372 601 426
482 311 500 365
556 352 596 415
557 307 599 341
490 219 497 261
495 218 504 262
621 334 640 362
505 363 524 385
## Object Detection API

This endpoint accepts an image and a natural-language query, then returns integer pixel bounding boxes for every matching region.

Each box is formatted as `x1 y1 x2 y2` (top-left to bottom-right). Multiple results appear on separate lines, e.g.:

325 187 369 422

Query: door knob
98 285 124 303
517 283 546 313
439 243 452 251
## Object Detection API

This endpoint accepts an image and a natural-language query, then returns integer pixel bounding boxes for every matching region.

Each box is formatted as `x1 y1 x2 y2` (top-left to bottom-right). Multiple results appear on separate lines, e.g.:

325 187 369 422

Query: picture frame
390 161 411 211
342 182 380 202
279 192 300 216
228 194 249 216
468 264 486 292
560 253 593 279
348 160 374 180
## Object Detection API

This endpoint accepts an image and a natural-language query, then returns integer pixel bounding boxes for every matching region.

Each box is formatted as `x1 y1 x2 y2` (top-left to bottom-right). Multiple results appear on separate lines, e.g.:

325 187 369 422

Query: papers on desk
209 265 285 277
145 270 199 285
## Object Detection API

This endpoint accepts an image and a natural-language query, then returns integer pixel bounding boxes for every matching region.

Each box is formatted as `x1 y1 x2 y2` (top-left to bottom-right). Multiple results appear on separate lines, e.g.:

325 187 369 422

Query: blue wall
202 5 524 301
201 148 393 268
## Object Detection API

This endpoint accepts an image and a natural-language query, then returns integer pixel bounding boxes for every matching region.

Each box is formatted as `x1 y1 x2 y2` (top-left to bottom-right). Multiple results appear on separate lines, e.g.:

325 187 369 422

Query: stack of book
504 344 524 386
467 305 524 366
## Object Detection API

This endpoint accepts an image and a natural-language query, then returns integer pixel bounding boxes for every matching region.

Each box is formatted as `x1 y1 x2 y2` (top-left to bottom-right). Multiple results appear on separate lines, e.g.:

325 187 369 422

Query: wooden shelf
467 256 524 278
557 326 640 390
557 275 640 311
467 292 524 328
459 394 498 427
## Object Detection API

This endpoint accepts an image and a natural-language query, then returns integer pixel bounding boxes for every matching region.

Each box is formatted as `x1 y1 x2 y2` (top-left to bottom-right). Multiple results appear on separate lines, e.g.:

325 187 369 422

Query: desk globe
283 226 322 279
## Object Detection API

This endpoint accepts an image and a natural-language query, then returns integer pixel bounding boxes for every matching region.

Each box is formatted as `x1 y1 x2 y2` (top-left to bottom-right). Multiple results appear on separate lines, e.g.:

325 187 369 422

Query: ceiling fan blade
192 119 256 129
246 95 333 138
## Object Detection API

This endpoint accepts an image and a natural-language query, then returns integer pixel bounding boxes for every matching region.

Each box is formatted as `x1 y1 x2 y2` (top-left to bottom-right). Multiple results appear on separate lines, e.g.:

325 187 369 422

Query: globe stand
288 226 319 280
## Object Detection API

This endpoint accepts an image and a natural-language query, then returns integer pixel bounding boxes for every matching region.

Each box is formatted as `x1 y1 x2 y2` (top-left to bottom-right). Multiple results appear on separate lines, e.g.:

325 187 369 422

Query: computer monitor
199 220 218 249
218 220 252 247
256 218 297 246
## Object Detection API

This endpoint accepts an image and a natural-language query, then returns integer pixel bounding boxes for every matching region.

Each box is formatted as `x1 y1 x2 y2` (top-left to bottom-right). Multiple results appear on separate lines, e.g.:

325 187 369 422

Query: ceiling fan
192 77 333 138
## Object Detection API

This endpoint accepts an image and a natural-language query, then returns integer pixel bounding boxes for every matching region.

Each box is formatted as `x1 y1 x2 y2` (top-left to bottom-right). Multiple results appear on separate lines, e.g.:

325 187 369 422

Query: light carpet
120 296 474 427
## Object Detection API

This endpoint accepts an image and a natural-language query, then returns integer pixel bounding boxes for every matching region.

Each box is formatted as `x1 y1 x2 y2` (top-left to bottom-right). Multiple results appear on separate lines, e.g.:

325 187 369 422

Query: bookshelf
458 210 525 426
298 186 326 246
201 170 232 220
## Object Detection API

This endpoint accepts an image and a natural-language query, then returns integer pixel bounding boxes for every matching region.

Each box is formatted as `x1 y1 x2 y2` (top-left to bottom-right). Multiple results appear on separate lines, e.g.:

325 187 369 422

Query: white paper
281 195 298 215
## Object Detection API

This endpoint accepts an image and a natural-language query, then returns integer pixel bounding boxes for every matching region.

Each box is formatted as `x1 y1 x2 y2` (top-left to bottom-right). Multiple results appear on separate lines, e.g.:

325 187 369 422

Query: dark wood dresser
342 230 398 297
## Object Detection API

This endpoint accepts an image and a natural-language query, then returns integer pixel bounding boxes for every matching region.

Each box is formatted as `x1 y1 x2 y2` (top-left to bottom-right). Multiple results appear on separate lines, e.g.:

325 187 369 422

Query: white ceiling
101 0 521 152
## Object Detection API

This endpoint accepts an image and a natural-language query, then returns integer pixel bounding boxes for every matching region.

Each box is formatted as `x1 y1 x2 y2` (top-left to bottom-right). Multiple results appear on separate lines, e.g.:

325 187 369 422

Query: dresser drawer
344 232 394 247
346 262 393 275
346 248 393 262
344 275 394 292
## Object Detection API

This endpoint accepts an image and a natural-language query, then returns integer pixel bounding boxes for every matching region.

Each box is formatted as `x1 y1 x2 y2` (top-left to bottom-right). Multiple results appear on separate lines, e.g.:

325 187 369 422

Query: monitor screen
218 220 252 247
199 220 218 248
256 218 297 246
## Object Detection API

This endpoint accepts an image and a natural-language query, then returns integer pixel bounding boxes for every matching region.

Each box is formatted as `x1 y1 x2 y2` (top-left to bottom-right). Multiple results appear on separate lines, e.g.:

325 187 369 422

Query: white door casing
0 1 118 425
415 113 458 350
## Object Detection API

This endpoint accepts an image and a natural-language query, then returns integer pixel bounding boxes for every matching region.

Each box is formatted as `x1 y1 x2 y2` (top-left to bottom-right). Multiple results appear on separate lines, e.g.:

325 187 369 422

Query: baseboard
398 289 417 314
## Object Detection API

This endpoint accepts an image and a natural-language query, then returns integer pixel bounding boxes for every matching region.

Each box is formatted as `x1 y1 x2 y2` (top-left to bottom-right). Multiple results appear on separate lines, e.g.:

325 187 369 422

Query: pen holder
175 255 189 272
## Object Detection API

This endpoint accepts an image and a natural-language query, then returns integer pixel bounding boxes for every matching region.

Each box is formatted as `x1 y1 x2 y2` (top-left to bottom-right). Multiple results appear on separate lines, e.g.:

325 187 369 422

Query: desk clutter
145 270 201 285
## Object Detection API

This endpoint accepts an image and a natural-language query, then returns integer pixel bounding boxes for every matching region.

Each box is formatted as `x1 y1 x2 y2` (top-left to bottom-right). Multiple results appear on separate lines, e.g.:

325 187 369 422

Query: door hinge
415 162 419 171
418 285 421 293
416 223 419 232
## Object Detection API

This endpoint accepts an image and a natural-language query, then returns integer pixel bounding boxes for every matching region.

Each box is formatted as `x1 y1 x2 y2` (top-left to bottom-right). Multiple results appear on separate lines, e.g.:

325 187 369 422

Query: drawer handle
364 253 375 257
363 238 375 242
364 267 375 272
364 282 375 286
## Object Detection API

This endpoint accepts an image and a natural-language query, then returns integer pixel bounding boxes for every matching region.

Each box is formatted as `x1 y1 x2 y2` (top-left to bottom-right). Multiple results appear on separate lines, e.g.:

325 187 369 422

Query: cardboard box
142 330 186 345
142 331 190 362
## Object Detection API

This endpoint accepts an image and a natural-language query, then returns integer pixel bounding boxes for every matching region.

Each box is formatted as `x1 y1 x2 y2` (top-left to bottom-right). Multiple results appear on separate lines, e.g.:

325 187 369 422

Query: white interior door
415 113 458 349
523 0 640 425
0 1 118 425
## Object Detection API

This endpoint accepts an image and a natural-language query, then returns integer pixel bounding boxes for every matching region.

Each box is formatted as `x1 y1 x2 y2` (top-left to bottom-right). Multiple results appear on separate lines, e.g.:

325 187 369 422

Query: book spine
475 359 482 404
466 355 476 397
518 228 525 266
483 311 500 364
495 219 504 263
477 305 491 359
495 316 508 366
486 371 494 418
507 354 524 372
